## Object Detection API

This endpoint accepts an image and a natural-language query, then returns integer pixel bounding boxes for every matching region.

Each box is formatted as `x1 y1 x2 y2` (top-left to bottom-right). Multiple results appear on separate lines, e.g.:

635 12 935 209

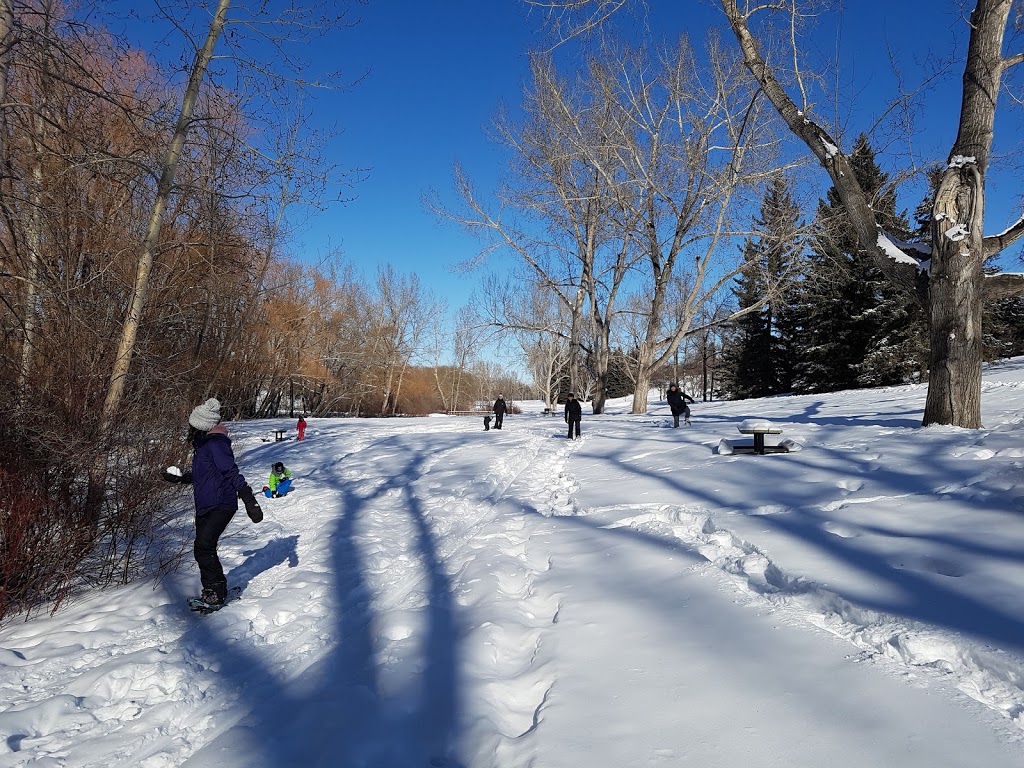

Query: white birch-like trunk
99 0 232 441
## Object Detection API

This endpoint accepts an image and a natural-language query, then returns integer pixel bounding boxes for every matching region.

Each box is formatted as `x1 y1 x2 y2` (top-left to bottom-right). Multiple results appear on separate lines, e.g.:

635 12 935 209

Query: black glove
238 486 263 523
271 491 278 498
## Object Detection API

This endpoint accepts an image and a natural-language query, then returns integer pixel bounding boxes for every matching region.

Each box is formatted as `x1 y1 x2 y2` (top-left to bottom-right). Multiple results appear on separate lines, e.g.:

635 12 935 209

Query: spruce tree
720 240 771 399
794 135 923 393
720 172 803 398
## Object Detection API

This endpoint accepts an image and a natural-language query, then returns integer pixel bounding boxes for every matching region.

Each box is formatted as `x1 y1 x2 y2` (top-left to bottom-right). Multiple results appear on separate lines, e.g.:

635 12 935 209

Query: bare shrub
0 390 192 625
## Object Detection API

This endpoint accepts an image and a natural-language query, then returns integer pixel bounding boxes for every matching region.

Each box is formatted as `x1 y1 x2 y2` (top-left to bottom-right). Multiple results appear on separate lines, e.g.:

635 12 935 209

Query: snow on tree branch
876 232 927 270
984 271 1024 301
983 212 1024 257
944 223 970 242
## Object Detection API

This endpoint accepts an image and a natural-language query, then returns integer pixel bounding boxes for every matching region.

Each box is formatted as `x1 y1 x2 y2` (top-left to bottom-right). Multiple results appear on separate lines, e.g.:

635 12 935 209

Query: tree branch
984 271 1024 301
1004 52 1024 68
983 213 1024 256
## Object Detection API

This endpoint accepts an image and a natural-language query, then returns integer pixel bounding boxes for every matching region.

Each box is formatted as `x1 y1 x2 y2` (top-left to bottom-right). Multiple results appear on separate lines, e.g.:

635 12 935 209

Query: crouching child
264 461 293 498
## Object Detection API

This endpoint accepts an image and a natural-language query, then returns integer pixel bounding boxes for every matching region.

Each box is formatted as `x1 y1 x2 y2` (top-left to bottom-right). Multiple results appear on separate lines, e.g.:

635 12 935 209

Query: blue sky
298 0 548 312
288 1 718 311
109 2 1022 327
293 1 1021 308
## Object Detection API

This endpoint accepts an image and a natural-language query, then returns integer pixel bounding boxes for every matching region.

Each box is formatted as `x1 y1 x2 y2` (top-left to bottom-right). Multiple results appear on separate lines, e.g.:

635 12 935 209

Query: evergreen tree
984 295 1024 360
720 172 803 398
794 135 924 393
605 349 635 399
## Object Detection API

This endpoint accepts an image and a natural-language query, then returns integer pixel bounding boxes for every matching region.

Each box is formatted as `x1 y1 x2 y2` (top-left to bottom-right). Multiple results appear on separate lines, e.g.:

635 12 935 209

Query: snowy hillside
3 362 1024 767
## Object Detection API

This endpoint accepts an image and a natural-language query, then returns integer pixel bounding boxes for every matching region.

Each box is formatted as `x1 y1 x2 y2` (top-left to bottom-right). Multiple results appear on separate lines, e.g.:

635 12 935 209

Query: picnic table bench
732 419 788 455
272 428 288 442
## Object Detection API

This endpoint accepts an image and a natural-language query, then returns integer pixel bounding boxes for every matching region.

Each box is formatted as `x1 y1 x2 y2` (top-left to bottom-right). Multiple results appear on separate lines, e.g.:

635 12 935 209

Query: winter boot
199 589 223 607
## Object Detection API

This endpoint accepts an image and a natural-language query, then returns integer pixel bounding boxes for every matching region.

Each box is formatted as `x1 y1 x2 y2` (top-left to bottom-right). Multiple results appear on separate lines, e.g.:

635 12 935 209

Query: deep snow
4 361 1024 767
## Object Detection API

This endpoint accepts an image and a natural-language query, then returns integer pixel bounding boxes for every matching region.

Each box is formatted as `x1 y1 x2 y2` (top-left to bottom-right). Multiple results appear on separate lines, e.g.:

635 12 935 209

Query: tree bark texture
922 0 1012 428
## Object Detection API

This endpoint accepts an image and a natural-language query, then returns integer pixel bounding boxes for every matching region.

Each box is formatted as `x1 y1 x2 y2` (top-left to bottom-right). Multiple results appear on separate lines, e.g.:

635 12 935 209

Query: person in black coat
666 383 695 427
493 394 507 429
564 392 582 439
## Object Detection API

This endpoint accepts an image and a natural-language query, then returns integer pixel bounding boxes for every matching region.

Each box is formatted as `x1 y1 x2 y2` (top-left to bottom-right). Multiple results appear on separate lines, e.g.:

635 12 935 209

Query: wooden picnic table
272 428 288 441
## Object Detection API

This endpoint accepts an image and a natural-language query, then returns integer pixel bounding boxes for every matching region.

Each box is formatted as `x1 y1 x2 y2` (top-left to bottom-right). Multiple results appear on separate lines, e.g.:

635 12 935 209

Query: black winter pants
494 412 504 429
567 417 581 439
194 506 236 598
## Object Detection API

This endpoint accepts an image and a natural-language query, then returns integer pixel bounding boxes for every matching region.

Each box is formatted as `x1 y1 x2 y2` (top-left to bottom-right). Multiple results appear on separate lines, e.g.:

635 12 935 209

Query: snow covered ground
4 361 1024 767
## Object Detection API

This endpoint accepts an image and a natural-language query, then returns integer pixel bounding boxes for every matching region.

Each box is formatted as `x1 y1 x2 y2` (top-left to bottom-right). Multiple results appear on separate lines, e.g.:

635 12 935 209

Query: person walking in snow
296 416 306 441
666 383 695 427
164 397 263 607
493 394 507 429
264 461 293 498
564 392 582 440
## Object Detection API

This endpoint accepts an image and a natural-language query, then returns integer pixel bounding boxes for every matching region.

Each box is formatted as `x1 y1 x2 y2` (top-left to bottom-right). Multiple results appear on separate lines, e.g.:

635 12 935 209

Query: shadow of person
227 535 300 596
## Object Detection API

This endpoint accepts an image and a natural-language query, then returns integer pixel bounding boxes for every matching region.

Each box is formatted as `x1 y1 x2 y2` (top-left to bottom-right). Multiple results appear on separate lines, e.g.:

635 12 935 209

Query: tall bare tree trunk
99 0 232 442
0 0 12 130
13 2 47 415
632 358 653 413
18 112 44 411
922 0 1011 428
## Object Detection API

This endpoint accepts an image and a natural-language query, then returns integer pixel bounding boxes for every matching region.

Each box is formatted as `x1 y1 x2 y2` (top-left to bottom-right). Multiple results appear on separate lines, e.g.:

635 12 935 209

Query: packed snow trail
178 422 571 767
3 371 1024 766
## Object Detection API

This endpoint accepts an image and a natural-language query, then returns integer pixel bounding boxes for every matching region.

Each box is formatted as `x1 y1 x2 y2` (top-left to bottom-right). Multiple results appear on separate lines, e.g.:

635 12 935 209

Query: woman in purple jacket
168 398 263 607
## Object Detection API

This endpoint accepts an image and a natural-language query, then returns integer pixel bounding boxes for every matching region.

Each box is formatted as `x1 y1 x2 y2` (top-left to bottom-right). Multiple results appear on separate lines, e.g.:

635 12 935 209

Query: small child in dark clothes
484 415 492 431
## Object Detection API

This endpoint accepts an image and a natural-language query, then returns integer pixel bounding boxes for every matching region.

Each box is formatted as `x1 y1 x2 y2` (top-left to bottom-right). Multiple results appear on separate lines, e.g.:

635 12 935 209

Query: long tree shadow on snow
300 440 462 767
566 432 1024 655
176 432 463 767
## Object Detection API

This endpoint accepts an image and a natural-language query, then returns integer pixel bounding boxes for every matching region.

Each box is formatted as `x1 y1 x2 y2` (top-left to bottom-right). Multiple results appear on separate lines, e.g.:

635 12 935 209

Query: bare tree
582 37 781 412
0 0 11 114
527 0 1024 427
719 0 1024 428
428 305 477 413
372 267 443 415
432 49 644 409
509 278 572 409
100 0 360 437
